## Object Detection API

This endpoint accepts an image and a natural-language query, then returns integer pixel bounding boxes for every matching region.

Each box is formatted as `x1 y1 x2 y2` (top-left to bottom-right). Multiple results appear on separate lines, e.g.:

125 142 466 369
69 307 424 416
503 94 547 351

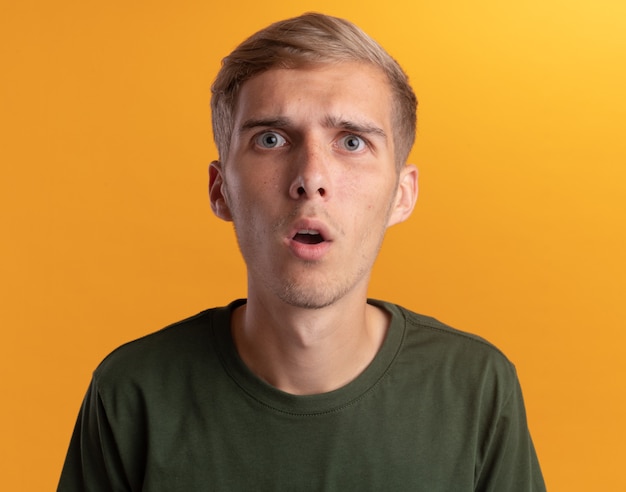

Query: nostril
293 185 326 198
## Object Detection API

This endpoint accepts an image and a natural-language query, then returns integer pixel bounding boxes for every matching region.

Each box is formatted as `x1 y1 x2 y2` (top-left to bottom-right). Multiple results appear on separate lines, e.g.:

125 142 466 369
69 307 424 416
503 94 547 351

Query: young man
58 13 546 491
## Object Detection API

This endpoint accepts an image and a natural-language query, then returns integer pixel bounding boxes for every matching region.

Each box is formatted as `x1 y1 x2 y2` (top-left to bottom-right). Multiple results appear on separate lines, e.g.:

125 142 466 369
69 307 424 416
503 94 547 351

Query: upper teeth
298 229 319 235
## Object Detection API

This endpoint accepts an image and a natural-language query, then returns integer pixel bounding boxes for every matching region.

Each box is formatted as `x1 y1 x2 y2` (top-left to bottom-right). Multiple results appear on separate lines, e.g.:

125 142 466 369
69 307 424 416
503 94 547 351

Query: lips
293 229 324 245
286 220 332 261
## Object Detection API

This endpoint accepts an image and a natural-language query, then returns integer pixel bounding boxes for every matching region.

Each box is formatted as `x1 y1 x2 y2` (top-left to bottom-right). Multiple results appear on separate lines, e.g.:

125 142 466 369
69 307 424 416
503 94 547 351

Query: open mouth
293 229 324 245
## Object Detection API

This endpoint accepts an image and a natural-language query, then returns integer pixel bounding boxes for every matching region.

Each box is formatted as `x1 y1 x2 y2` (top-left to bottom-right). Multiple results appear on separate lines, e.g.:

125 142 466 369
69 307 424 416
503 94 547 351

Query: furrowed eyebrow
238 117 293 134
322 115 387 140
237 115 387 140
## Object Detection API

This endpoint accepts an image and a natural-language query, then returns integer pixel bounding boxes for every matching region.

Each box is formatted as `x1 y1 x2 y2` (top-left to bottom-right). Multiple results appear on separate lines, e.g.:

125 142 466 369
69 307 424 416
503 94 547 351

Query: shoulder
385 302 519 389
403 306 510 356
92 303 234 390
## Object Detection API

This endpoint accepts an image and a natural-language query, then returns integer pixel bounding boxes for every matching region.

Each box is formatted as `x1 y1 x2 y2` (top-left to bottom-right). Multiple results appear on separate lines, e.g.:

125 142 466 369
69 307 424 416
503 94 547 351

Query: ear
387 164 418 227
209 160 233 221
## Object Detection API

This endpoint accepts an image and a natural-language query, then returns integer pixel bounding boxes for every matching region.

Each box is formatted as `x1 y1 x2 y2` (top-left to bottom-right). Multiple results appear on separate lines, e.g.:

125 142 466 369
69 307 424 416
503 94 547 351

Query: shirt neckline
212 298 406 416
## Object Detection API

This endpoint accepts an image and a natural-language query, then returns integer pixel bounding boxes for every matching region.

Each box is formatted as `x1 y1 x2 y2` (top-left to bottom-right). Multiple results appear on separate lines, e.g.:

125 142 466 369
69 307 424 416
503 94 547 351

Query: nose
288 140 330 200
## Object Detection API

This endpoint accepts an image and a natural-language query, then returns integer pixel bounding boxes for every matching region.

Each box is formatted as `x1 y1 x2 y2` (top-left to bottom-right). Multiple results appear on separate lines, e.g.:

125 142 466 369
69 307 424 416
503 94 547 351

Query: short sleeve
475 374 546 491
57 378 133 492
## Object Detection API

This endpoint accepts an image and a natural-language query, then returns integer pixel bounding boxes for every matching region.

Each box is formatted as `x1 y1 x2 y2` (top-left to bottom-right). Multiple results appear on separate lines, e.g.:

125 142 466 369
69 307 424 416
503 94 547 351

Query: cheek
347 177 395 215
224 175 279 227
229 164 284 195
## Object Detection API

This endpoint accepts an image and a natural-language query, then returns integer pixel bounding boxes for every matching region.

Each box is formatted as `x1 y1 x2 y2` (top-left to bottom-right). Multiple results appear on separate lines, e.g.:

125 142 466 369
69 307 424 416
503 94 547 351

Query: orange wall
2 1 625 489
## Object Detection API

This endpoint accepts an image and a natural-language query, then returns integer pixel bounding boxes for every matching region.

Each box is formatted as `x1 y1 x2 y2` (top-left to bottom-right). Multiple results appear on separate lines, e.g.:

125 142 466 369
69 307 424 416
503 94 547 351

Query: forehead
233 62 394 128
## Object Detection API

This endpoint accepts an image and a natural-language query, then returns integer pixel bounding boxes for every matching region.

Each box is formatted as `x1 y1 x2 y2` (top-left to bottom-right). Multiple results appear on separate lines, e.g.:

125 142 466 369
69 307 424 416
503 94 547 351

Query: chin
274 278 360 310
276 289 338 310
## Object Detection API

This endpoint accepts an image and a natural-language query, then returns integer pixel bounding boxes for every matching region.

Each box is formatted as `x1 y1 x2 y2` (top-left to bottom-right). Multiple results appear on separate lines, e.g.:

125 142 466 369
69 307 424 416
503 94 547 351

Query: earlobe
209 160 233 221
387 164 418 227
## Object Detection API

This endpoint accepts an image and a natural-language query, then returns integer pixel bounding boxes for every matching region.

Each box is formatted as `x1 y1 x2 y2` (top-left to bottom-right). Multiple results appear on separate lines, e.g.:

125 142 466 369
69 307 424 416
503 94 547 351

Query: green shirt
58 300 545 491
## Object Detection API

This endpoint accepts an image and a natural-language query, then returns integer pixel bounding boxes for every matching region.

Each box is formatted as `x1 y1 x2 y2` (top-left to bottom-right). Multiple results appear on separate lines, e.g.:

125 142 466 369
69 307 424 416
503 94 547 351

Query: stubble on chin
269 251 377 310
233 192 395 311
274 279 341 310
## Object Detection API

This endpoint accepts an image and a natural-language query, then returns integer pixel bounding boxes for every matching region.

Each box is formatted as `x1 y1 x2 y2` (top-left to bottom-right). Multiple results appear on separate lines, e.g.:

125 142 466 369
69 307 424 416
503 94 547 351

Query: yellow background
2 0 625 490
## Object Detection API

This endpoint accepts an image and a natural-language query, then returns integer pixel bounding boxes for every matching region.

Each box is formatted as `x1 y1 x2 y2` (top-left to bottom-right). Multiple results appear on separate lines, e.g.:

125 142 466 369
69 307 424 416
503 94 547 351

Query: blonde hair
211 12 417 168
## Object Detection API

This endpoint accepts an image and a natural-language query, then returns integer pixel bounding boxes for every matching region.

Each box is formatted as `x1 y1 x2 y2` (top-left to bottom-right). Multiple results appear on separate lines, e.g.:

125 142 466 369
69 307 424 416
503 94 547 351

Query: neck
231 292 390 395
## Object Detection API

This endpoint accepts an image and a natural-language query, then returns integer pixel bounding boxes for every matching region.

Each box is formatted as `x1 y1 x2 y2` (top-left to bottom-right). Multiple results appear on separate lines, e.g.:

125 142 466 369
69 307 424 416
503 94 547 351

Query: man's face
210 62 416 309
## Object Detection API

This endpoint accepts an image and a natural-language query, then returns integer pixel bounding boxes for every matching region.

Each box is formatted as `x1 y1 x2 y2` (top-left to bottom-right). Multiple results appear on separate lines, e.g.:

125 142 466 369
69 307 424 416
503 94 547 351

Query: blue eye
255 132 286 148
341 134 366 152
